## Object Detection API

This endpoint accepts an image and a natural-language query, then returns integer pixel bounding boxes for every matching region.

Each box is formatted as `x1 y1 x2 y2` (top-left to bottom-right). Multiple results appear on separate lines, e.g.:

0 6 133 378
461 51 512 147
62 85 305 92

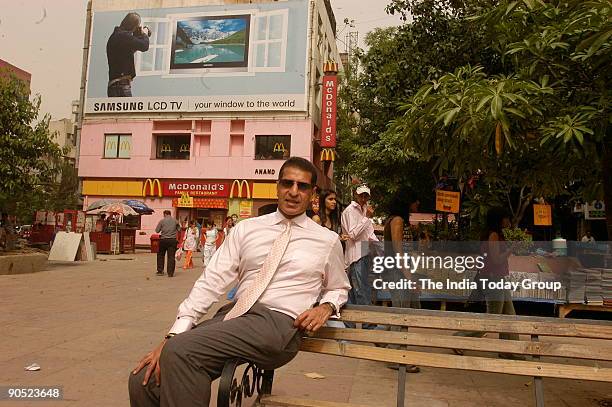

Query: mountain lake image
173 17 248 64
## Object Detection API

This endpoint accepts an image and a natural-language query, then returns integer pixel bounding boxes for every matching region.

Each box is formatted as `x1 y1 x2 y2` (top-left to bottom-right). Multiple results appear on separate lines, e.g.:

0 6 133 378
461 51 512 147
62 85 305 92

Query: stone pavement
0 251 610 407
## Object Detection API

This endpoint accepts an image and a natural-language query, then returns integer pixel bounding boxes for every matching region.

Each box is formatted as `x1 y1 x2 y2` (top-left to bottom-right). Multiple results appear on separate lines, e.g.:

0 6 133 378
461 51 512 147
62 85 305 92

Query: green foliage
335 0 500 214
383 0 609 228
503 227 533 255
0 72 70 222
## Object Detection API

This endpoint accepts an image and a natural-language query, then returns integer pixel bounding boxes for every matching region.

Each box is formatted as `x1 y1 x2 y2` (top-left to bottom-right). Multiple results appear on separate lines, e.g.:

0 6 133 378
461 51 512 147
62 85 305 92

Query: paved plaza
1 252 610 407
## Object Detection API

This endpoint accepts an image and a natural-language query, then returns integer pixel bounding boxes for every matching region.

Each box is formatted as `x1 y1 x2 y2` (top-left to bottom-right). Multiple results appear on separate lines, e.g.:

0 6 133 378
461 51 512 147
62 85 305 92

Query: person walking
453 207 524 360
382 193 421 372
341 185 379 309
155 210 180 277
202 221 218 268
182 221 199 270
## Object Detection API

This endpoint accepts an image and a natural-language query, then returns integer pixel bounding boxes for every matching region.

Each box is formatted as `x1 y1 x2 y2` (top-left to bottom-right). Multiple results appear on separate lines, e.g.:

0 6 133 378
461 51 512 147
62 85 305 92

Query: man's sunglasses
278 179 313 191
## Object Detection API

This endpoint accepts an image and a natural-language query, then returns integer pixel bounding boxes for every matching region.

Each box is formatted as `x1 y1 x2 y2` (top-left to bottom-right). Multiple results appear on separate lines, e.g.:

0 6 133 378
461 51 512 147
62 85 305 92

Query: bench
217 304 612 407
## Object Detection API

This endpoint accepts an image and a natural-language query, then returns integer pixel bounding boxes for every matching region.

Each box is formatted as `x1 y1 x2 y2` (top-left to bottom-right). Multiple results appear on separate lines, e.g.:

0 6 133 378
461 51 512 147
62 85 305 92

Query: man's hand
366 205 374 218
132 339 167 386
294 304 333 333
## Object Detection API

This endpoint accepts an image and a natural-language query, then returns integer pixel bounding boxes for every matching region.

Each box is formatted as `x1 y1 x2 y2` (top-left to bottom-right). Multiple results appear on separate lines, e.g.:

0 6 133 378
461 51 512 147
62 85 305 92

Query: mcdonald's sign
142 178 162 198
320 148 336 162
273 143 286 152
320 70 338 148
160 144 172 153
230 180 251 199
323 60 339 74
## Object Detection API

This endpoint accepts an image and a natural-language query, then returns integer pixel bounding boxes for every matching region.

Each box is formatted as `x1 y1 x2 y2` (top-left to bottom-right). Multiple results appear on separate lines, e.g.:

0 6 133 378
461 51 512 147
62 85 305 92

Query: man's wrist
321 302 336 315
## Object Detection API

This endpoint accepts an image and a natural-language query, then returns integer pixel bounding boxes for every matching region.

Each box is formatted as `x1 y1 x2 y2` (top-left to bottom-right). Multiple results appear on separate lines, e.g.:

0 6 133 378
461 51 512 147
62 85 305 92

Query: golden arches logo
320 148 335 162
142 178 162 198
230 180 251 199
179 144 190 153
323 60 338 74
160 144 172 153
119 140 131 151
273 143 286 153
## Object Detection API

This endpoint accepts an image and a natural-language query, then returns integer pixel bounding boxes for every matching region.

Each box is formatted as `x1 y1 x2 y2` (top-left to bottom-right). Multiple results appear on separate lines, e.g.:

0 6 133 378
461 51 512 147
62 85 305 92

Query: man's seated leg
129 302 300 407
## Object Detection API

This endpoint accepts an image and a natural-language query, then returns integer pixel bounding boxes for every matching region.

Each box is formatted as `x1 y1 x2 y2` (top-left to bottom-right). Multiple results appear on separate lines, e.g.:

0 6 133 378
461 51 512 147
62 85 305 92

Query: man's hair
278 157 317 186
120 12 141 31
163 210 171 216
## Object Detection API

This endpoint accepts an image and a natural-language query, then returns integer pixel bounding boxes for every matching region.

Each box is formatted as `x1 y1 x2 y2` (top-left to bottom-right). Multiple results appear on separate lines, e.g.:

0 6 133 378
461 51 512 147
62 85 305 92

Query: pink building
78 0 341 245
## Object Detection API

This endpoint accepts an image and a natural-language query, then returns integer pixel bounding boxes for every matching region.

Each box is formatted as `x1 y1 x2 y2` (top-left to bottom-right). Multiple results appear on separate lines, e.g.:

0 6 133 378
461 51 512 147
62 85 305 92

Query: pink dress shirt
169 210 350 334
341 201 379 268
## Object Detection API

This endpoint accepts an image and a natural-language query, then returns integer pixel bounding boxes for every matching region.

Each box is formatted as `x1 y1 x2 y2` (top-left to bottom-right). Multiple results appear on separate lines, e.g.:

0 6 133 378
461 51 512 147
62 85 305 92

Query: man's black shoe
156 271 165 276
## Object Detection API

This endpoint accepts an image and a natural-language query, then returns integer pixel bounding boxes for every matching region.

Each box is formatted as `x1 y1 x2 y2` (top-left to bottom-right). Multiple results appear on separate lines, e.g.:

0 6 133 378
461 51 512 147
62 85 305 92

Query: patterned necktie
224 221 292 321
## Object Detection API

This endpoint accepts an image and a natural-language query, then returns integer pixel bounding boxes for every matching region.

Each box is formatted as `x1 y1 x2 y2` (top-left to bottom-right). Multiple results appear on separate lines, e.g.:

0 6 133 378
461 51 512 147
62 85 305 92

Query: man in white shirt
341 185 379 309
129 157 350 407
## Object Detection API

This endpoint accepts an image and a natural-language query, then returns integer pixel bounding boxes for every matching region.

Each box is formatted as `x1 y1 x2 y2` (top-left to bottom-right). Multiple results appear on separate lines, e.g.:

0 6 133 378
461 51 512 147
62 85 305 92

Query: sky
0 0 402 120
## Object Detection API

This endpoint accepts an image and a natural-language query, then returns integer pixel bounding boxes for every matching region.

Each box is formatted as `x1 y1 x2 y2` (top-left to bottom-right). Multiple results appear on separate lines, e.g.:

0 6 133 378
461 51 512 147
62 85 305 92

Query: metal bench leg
531 335 545 407
218 359 271 407
261 369 274 396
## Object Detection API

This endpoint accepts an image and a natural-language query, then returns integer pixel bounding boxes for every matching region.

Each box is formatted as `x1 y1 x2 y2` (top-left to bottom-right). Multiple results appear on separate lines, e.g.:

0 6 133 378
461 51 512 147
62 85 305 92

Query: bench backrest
301 305 612 383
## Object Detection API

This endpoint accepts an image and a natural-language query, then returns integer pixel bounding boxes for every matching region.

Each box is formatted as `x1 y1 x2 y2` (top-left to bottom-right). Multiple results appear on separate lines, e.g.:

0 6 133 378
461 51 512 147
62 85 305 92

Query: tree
336 0 500 214
0 72 66 223
389 0 610 234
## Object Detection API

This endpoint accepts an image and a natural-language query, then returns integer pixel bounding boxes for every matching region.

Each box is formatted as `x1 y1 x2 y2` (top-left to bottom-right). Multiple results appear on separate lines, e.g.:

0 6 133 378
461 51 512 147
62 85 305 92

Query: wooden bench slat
300 338 612 383
340 309 612 339
260 395 370 407
314 328 612 361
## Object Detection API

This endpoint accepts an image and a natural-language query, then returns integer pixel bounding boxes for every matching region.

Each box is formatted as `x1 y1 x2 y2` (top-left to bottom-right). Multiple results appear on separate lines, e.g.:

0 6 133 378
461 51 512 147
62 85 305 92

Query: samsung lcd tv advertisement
170 14 250 73
84 1 309 114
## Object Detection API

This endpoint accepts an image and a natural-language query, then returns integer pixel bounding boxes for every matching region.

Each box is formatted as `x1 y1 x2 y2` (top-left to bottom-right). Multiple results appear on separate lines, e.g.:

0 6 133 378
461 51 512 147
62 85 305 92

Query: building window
253 10 288 71
136 18 170 75
255 135 290 160
156 135 190 160
104 134 131 158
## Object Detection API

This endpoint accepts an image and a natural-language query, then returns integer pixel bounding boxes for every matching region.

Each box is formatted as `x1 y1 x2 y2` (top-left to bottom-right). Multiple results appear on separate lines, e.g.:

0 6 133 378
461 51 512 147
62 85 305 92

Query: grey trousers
128 302 301 407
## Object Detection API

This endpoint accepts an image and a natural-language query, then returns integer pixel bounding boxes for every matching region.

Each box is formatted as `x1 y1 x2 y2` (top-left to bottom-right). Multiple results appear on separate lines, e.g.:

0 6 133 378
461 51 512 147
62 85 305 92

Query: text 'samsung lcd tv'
170 14 251 74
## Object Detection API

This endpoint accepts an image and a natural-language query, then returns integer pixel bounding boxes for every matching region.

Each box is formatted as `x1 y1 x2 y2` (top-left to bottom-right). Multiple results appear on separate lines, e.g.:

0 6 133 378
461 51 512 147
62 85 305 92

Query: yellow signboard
533 204 552 226
177 192 194 208
435 190 460 213
239 200 253 218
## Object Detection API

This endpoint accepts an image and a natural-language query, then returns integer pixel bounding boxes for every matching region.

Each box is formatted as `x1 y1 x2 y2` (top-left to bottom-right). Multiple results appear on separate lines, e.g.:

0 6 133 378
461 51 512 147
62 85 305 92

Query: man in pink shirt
129 157 350 407
341 185 379 310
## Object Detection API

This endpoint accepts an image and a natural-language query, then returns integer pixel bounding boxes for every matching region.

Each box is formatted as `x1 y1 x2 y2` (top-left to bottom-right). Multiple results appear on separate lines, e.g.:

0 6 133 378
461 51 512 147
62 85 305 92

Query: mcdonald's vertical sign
320 61 338 148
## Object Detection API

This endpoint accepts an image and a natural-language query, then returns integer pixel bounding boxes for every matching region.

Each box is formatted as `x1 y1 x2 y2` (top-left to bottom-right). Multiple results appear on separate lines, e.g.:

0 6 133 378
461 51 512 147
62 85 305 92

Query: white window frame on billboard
252 9 289 73
135 17 171 76
134 8 288 77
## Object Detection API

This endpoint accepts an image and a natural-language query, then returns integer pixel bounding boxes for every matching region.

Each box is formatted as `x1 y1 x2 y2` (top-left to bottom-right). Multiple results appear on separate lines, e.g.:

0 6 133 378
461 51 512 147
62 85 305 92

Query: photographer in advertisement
106 12 151 97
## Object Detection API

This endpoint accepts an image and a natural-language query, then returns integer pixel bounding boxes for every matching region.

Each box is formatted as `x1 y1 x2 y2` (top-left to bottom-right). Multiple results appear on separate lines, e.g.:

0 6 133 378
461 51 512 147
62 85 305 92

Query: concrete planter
0 253 48 275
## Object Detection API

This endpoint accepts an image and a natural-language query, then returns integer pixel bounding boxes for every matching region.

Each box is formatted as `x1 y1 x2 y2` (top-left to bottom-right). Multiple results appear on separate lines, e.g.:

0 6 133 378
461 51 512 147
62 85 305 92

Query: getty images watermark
363 241 612 302
371 252 562 291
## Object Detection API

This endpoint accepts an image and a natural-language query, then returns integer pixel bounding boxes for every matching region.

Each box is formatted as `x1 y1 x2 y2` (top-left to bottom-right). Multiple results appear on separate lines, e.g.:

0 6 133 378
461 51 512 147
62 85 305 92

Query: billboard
85 1 308 114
